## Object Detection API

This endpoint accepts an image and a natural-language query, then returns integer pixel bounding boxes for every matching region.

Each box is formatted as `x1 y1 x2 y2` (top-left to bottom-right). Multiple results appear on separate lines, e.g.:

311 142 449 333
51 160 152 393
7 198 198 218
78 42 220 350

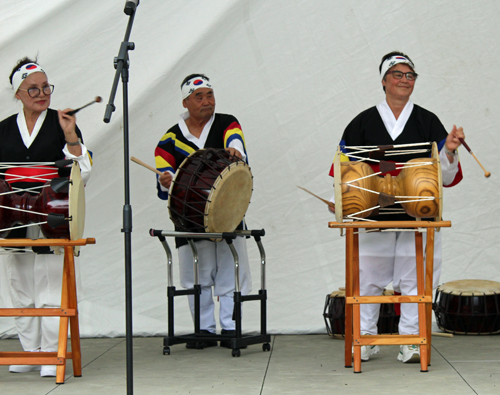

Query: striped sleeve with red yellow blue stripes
154 130 196 200
223 121 248 163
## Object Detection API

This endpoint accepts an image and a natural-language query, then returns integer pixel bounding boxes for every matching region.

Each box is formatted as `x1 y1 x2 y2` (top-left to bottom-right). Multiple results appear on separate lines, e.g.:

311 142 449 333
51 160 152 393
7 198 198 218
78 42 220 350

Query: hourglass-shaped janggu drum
0 161 85 241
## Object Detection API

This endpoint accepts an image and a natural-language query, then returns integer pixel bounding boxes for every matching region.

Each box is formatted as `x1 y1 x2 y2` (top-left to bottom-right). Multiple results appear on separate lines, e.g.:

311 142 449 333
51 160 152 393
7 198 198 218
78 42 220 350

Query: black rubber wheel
232 348 241 357
163 346 171 355
263 343 271 352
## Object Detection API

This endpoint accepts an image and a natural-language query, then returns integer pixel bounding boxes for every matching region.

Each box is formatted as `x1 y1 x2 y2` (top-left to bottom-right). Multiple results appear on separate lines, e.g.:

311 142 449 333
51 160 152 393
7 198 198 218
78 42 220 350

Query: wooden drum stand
0 238 95 384
328 220 451 373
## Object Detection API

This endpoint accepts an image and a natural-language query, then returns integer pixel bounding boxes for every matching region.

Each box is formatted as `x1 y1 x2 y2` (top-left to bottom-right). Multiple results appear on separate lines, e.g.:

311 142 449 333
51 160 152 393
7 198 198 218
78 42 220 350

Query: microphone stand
103 1 139 394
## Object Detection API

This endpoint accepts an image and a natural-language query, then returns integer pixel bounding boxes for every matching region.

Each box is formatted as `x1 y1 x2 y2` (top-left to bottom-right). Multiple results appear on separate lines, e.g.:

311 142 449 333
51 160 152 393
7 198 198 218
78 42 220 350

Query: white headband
380 56 415 80
11 63 46 92
181 76 213 99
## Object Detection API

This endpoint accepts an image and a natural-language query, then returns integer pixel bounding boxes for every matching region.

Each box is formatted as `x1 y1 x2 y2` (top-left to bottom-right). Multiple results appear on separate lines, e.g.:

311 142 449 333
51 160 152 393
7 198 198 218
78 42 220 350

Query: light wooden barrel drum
334 142 442 222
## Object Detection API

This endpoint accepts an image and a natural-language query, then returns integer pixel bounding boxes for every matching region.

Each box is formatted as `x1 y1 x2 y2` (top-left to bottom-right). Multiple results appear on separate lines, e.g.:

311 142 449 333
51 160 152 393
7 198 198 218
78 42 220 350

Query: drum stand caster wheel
163 346 170 355
262 343 271 352
196 342 204 350
231 349 241 357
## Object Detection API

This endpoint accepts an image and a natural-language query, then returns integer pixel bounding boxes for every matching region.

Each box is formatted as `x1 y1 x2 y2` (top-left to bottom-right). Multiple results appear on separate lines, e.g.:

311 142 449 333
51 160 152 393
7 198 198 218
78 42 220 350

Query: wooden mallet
66 96 102 116
130 156 163 176
459 138 491 178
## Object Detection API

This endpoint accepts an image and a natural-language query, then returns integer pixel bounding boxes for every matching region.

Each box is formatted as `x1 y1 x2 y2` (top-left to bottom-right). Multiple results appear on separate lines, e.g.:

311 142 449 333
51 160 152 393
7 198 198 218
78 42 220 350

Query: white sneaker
352 345 380 361
397 345 420 363
40 365 57 377
9 365 41 373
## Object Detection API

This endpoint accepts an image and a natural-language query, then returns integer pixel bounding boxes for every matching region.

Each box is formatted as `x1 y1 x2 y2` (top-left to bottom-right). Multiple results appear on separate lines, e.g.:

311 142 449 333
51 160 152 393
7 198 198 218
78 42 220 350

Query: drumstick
458 138 491 178
130 156 163 176
297 186 335 209
66 96 102 116
431 331 454 338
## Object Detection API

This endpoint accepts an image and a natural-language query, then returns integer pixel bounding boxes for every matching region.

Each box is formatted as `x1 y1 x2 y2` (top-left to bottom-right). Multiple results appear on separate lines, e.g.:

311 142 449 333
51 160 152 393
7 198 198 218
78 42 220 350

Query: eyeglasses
18 85 55 98
387 71 418 81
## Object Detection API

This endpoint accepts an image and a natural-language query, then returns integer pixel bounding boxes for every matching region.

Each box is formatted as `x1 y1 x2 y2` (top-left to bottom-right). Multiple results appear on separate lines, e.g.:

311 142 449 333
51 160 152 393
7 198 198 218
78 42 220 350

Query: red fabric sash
5 166 59 185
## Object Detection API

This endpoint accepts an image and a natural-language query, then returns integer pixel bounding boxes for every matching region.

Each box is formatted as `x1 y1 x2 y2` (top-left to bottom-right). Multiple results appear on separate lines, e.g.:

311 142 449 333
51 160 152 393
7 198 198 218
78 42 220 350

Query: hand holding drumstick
446 125 491 177
458 137 491 178
130 156 173 188
444 125 464 162
159 172 173 189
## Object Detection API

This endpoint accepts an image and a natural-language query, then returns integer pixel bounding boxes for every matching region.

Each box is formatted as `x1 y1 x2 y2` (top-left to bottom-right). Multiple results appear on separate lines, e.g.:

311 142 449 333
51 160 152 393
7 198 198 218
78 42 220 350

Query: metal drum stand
150 229 271 357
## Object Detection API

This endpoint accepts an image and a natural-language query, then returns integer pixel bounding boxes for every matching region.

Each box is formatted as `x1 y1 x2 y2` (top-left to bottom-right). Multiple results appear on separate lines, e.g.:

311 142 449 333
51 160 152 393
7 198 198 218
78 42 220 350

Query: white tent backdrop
0 0 499 337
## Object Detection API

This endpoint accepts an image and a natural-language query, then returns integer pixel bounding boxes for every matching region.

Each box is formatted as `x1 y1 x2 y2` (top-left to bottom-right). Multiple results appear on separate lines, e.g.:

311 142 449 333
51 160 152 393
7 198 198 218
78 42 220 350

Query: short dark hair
9 56 39 85
379 51 415 92
181 73 209 89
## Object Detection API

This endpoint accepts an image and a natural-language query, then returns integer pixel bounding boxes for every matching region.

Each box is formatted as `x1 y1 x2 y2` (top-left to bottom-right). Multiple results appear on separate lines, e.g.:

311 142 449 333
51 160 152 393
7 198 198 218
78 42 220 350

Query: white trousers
4 227 64 352
178 238 252 332
358 230 442 335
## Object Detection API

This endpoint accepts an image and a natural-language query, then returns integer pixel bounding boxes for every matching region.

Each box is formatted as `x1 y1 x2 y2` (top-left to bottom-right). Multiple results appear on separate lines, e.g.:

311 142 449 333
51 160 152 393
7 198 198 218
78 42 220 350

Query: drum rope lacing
0 163 74 237
168 149 252 233
338 142 439 222
0 183 52 219
170 152 235 229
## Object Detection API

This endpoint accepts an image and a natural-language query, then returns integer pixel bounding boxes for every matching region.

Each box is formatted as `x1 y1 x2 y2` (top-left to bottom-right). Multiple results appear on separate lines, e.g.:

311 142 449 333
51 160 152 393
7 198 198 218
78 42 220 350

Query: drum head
329 289 345 297
438 279 500 296
69 162 85 241
432 141 443 221
333 146 343 223
205 162 253 232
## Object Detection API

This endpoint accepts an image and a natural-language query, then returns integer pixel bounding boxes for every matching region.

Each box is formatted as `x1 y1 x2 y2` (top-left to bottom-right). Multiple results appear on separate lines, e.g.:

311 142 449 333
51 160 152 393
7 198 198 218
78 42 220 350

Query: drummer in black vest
155 74 252 348
0 57 92 377
328 51 464 364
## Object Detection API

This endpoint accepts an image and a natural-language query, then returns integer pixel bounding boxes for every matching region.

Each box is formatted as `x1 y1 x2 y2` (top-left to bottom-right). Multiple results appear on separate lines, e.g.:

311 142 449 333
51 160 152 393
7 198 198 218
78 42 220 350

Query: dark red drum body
168 149 253 233
0 179 69 239
323 289 400 338
433 280 500 335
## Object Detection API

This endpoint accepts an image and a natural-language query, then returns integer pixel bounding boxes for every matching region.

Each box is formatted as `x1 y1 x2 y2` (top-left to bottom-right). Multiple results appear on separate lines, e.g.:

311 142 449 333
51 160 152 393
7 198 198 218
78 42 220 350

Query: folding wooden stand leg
0 238 95 384
328 221 451 373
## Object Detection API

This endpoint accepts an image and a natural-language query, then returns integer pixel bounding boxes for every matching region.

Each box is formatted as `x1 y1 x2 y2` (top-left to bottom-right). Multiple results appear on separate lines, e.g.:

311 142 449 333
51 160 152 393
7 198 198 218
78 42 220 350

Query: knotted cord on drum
341 142 433 161
341 161 437 199
0 221 48 233
0 161 59 167
169 165 219 230
342 141 432 151
0 163 61 184
0 183 48 195
168 149 251 232
0 203 51 218
339 157 439 221
350 227 427 235
0 171 59 181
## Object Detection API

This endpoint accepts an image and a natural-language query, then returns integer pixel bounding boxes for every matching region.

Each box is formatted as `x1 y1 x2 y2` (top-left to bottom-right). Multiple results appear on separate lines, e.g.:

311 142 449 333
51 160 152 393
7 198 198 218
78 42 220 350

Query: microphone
124 0 139 15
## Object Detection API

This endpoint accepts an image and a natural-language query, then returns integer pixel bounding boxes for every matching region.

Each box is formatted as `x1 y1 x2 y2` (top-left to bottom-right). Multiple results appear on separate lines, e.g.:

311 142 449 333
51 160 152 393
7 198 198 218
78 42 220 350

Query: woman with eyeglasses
328 51 464 364
0 57 92 377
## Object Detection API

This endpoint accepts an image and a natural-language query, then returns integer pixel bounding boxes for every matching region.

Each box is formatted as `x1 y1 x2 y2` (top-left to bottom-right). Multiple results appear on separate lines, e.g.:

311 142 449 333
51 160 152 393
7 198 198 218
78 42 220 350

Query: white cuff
159 171 175 192
63 143 92 185
439 148 459 186
228 140 246 162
